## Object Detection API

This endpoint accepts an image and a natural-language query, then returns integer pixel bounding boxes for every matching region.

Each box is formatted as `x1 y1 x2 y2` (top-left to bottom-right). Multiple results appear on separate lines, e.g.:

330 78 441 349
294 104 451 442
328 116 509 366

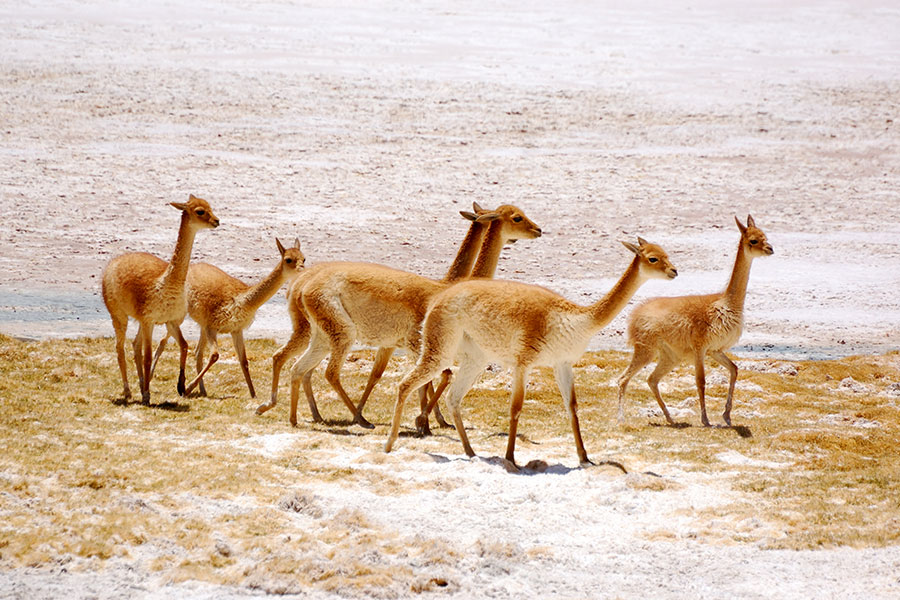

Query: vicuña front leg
111 315 131 400
694 350 710 426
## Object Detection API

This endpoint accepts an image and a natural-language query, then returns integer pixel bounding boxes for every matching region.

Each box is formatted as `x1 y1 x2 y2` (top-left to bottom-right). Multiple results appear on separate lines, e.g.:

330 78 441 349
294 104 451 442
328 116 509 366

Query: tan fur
175 238 304 398
101 194 219 403
256 204 542 428
385 238 678 468
617 215 774 427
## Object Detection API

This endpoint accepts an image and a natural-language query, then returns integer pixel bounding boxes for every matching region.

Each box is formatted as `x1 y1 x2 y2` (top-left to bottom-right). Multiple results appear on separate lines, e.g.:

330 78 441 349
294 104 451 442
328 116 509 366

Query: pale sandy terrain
1 1 899 598
1 0 899 358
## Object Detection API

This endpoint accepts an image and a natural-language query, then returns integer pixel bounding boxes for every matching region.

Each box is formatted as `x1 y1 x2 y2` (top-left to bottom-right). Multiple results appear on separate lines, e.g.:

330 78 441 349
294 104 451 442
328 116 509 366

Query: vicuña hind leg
444 351 486 459
132 327 145 398
232 330 255 398
647 347 679 426
385 358 442 453
710 350 738 426
306 298 373 429
185 328 218 397
416 369 454 436
193 328 209 396
169 322 189 397
355 346 394 417
288 331 330 427
616 344 655 424
555 362 590 465
149 334 169 380
430 370 454 428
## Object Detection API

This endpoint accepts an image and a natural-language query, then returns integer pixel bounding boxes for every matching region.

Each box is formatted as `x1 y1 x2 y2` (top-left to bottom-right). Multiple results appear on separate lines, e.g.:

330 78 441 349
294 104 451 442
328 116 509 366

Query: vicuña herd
102 195 773 469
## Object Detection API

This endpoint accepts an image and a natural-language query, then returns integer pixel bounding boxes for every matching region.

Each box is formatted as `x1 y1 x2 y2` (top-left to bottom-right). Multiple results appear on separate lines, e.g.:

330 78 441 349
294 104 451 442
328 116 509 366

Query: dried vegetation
1 333 899 593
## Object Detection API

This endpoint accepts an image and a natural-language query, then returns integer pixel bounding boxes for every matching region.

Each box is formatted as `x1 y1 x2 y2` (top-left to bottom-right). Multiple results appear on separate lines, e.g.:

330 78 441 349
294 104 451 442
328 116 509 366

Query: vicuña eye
286 259 293 264
648 257 658 263
196 209 206 216
513 216 523 222
750 239 758 245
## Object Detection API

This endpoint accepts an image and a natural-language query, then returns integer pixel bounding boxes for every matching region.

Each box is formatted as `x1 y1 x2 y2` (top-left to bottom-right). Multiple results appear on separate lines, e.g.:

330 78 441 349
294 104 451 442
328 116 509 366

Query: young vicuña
177 238 305 398
616 215 773 427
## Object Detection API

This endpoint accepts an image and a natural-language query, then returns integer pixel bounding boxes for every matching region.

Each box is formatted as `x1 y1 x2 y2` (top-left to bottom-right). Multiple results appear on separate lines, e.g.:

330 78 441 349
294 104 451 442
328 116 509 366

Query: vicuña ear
621 240 640 255
746 214 756 228
276 237 286 256
170 201 188 211
459 211 478 222
293 237 301 249
735 215 747 235
189 194 199 201
472 201 485 213
475 211 501 223
637 236 649 247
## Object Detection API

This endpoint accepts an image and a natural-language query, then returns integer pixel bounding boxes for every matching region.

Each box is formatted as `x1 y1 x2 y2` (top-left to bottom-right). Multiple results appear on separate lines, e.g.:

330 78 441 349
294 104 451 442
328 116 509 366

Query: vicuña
101 195 219 403
616 215 773 427
385 237 677 468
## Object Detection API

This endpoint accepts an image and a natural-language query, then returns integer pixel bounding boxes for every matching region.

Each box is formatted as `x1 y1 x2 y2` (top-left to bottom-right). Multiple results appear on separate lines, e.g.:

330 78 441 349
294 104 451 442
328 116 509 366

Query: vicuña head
621 237 679 281
276 237 306 277
736 214 773 258
172 194 220 231
492 204 543 242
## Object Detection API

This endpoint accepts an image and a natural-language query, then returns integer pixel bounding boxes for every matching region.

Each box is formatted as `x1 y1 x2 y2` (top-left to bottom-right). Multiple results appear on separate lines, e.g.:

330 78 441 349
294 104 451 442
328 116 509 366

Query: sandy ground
1 0 900 598
1 0 899 358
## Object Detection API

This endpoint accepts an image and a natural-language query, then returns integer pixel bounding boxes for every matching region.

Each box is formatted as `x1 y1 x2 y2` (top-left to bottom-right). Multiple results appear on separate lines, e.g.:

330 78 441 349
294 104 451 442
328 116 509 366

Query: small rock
839 377 869 393
776 363 799 376
215 540 232 557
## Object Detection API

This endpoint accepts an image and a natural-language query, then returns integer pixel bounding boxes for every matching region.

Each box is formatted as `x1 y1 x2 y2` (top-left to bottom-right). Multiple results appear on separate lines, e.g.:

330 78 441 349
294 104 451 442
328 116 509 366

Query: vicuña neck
723 241 753 313
161 214 197 288
443 221 488 282
470 220 507 278
238 263 288 311
587 256 645 329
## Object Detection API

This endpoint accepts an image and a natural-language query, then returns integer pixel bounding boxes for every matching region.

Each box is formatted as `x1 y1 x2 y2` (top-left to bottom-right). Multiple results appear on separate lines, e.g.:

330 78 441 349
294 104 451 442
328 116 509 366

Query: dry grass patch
1 334 899 590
